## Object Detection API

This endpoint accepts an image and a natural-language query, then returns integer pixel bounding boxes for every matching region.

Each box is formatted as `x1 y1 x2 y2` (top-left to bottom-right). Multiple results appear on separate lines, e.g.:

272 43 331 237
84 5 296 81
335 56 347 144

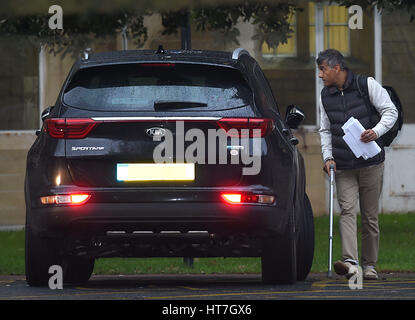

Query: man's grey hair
316 49 347 70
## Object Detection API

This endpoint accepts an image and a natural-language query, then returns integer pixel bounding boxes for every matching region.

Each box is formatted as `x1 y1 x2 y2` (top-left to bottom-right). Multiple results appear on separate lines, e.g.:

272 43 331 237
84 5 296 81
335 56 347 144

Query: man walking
317 49 398 280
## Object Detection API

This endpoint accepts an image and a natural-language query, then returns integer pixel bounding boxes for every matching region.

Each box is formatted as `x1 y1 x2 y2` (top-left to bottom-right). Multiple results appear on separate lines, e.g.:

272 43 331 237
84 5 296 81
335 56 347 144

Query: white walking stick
328 164 335 278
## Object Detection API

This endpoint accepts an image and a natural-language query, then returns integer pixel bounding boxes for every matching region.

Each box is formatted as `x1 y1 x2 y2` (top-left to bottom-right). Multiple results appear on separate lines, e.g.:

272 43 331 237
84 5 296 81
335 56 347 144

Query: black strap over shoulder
355 74 368 97
355 74 380 128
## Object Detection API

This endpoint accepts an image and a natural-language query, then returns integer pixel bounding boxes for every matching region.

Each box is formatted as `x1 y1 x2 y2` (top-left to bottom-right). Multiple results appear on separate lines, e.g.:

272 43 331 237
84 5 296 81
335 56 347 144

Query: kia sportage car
25 48 314 286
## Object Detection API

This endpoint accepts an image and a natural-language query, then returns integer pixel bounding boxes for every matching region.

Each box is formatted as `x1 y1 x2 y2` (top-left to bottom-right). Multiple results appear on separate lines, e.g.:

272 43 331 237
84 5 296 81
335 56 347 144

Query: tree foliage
0 0 413 57
0 10 148 56
333 0 415 22
0 0 301 57
191 2 300 49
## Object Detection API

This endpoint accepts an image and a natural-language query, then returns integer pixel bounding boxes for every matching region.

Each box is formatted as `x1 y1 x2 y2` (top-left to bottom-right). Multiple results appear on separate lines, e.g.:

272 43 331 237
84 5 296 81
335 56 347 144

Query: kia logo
146 127 167 138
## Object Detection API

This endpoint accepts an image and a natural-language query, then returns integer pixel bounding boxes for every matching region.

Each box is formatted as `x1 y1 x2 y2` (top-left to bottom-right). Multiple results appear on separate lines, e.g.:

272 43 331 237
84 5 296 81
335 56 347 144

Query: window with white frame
309 2 350 56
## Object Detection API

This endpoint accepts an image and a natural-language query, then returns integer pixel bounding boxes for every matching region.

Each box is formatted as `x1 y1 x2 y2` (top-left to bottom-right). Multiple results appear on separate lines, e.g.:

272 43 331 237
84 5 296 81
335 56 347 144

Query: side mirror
285 105 305 129
41 106 54 122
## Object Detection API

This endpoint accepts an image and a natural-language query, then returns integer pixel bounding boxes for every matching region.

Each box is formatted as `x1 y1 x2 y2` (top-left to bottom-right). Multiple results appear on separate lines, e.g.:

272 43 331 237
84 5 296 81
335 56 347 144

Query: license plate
117 163 195 181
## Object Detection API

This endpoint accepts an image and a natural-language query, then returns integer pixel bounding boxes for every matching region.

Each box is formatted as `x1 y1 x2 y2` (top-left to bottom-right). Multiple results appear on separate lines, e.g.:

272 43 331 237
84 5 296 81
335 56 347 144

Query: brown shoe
334 260 359 279
334 260 349 275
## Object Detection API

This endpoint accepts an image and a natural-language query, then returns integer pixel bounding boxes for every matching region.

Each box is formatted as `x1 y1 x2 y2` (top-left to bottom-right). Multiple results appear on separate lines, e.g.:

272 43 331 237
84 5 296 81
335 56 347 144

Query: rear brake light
217 118 274 137
40 193 91 205
221 193 275 205
222 194 242 204
70 194 91 204
45 118 99 139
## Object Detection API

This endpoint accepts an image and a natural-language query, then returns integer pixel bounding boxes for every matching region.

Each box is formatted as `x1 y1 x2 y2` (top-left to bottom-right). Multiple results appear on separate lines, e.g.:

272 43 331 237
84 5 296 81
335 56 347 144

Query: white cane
328 164 335 278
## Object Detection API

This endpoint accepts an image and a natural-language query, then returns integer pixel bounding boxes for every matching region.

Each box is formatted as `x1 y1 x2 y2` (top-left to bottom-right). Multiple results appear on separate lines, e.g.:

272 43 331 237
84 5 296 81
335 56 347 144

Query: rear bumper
29 201 289 238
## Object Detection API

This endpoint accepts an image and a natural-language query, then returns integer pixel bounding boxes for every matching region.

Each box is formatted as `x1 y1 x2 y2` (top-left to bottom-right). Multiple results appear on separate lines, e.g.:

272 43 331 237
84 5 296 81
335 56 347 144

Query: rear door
52 62 273 188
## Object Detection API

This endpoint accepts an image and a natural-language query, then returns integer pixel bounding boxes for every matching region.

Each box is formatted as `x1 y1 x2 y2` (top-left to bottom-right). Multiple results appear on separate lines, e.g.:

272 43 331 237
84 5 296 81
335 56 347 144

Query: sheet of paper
343 132 363 158
341 117 381 160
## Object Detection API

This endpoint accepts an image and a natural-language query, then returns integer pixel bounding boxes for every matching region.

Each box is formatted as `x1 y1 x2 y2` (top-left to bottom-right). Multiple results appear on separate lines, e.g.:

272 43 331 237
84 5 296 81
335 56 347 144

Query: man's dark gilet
321 70 385 170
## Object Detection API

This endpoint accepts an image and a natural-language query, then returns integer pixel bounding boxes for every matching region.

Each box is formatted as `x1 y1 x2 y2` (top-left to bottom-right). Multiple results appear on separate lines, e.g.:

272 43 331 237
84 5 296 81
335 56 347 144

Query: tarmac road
1 273 415 300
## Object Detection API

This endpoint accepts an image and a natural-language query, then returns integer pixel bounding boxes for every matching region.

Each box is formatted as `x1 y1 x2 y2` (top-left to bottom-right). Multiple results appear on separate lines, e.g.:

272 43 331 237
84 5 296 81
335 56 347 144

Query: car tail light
221 193 275 205
45 118 99 139
217 118 274 137
40 193 91 205
222 194 242 204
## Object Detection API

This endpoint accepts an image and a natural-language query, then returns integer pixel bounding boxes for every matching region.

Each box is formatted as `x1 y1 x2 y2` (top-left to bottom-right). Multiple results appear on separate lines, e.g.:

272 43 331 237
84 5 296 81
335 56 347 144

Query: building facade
1 2 414 225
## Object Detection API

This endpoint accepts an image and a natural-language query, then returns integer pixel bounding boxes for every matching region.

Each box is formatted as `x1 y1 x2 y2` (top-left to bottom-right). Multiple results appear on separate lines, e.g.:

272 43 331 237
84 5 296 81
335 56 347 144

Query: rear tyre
62 257 95 285
25 223 62 287
261 211 297 285
25 225 94 286
25 176 94 286
25 174 62 287
296 194 315 281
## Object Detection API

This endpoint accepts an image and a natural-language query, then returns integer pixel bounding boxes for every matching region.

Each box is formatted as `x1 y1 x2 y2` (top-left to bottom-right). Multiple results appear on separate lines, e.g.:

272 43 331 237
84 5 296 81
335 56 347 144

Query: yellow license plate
117 163 195 181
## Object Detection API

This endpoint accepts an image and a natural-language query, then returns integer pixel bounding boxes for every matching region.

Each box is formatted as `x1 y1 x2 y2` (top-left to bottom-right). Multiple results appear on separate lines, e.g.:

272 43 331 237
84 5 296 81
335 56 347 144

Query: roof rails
81 48 93 61
232 48 250 60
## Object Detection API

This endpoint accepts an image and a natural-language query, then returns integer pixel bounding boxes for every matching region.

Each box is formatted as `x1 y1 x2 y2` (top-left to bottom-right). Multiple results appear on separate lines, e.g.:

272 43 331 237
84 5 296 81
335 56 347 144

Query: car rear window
63 63 253 112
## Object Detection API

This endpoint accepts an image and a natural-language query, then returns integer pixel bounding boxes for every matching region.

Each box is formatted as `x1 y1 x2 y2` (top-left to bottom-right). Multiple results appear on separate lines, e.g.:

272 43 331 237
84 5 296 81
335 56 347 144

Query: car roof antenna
156 45 166 54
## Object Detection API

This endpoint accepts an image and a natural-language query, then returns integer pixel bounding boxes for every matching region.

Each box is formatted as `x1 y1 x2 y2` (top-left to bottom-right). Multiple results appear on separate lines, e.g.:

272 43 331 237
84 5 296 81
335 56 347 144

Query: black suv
25 48 314 286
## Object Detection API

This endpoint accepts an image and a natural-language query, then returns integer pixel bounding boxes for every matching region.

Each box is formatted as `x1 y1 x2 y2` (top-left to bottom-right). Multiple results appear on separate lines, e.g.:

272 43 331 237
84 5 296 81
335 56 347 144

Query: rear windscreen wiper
154 101 208 110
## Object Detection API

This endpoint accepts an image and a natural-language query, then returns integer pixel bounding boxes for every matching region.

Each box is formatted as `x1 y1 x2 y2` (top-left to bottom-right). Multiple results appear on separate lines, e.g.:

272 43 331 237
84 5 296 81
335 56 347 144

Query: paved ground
1 273 415 300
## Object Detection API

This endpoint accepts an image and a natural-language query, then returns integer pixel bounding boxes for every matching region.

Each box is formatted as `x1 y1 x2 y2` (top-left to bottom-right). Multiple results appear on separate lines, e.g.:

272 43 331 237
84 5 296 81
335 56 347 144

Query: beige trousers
335 162 384 268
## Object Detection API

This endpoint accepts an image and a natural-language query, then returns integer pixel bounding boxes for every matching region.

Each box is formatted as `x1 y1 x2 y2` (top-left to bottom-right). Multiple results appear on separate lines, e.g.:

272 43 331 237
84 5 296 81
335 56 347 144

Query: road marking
312 279 415 287
180 286 208 291
1 276 414 300
145 285 415 300
145 289 324 300
1 290 146 300
2 285 414 300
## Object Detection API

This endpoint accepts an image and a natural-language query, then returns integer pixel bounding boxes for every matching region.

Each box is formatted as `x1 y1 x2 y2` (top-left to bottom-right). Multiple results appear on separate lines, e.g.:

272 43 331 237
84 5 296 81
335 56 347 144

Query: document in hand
341 117 381 160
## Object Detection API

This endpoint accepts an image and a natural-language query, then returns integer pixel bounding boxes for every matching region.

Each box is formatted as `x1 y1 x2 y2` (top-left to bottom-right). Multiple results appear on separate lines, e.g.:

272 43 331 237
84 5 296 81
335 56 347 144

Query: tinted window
63 63 253 112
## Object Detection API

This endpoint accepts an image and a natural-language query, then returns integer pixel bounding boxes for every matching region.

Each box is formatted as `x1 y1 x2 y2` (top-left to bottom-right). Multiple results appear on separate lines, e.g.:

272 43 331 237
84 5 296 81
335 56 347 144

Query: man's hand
361 129 377 143
323 159 336 176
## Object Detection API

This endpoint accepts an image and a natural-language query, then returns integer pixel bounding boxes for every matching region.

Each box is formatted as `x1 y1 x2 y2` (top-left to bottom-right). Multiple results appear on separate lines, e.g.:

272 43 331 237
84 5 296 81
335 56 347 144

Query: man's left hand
361 129 377 143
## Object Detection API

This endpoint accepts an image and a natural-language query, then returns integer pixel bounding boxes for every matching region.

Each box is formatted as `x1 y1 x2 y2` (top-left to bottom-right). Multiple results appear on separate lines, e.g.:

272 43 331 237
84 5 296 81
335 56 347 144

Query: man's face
318 61 340 87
